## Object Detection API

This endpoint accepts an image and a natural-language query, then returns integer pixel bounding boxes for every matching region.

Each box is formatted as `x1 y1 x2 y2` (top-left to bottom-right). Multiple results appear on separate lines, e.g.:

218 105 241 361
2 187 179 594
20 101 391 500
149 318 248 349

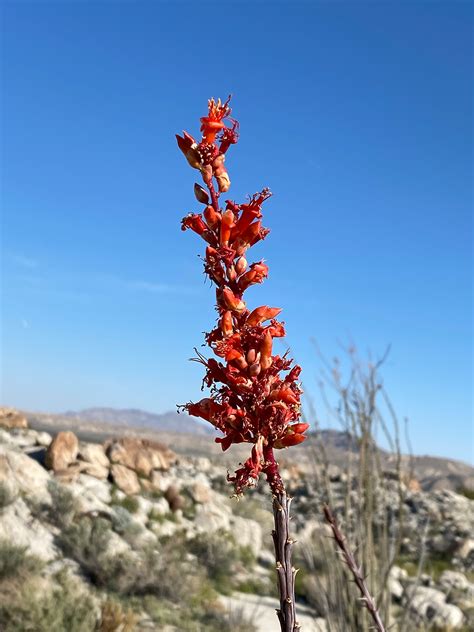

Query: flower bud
194 183 210 204
220 311 233 336
204 205 221 229
246 348 257 364
222 287 246 313
288 423 310 434
220 209 235 246
260 330 273 370
176 132 201 170
268 388 299 405
234 355 248 370
238 269 257 291
216 173 231 193
235 256 247 275
212 154 226 174
227 265 237 282
274 433 306 449
246 306 282 327
186 398 219 423
233 238 249 256
201 164 213 187
249 362 261 377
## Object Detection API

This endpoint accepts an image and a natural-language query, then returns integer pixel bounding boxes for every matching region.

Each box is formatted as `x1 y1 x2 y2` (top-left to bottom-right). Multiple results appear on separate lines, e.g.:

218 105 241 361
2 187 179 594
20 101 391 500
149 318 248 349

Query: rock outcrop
45 431 79 471
111 463 141 495
106 437 176 476
0 407 28 429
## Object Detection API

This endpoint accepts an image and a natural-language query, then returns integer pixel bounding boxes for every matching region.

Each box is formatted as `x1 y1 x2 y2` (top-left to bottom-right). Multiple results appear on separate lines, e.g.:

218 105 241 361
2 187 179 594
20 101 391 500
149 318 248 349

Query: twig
272 492 300 631
323 504 386 632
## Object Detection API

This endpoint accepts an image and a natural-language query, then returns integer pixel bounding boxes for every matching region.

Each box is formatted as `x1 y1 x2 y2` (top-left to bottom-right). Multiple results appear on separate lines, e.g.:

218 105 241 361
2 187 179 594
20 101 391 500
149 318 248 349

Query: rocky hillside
0 409 473 631
22 407 474 494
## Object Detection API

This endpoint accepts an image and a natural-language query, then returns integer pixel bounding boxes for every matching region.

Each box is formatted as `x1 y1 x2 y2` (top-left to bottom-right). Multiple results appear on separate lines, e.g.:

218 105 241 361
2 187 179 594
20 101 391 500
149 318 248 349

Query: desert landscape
0 405 472 631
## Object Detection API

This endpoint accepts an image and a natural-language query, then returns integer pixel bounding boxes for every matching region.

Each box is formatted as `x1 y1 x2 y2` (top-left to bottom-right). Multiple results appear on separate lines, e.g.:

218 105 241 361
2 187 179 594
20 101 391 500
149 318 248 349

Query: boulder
0 497 57 561
190 481 212 504
457 538 474 568
407 478 422 493
78 462 109 480
388 567 404 600
219 593 327 631
54 463 82 484
0 444 51 502
106 437 176 477
439 570 474 597
111 464 140 495
75 474 112 505
45 431 79 472
0 407 28 429
406 585 465 629
3 430 37 449
195 499 231 532
164 484 185 512
230 515 263 557
150 469 169 492
66 474 112 515
34 431 53 447
78 442 109 468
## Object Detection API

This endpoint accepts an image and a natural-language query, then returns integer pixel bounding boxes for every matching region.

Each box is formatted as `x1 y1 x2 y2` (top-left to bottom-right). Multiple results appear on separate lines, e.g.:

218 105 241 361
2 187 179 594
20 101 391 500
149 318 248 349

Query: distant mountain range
29 407 212 436
23 406 473 493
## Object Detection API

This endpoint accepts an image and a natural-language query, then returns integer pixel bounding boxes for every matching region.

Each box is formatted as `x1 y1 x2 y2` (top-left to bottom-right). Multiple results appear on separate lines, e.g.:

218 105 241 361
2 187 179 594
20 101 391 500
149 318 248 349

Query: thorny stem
272 492 300 631
323 504 386 632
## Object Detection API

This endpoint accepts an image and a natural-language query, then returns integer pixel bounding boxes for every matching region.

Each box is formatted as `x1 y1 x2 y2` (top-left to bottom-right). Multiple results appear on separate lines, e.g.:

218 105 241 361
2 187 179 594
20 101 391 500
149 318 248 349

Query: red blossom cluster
177 98 309 495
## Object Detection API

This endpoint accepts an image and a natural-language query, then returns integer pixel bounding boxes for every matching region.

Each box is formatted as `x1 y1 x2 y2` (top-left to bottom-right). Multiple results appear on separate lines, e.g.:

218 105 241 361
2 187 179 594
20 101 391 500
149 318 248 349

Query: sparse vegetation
457 486 474 501
97 599 137 632
0 570 97 632
111 494 139 514
47 479 78 527
302 347 409 630
110 506 144 546
0 541 43 581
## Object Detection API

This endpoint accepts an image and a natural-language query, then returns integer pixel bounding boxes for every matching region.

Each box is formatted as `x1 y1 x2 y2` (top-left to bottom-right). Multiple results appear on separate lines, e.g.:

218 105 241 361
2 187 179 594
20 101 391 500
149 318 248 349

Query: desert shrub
164 484 185 512
98 599 137 632
187 529 246 594
147 508 167 524
237 576 271 595
57 515 132 589
139 591 257 632
200 606 258 632
457 486 474 501
231 496 274 533
126 538 203 599
0 541 43 581
0 483 16 509
47 480 78 527
0 571 97 632
111 494 139 514
59 515 203 599
306 346 410 631
110 507 144 546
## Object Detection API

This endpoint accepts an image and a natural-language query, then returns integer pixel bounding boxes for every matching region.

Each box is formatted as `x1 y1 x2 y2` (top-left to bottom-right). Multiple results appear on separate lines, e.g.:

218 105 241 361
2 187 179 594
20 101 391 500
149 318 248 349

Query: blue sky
1 1 472 462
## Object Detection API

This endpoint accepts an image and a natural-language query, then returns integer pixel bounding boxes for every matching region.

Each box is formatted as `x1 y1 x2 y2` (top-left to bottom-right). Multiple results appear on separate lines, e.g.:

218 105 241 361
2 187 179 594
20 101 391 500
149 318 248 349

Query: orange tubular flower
177 97 309 496
200 97 232 143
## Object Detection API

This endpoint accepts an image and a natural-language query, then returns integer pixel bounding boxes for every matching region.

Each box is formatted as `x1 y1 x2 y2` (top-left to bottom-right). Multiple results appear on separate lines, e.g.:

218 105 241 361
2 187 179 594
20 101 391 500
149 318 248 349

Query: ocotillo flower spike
177 97 309 496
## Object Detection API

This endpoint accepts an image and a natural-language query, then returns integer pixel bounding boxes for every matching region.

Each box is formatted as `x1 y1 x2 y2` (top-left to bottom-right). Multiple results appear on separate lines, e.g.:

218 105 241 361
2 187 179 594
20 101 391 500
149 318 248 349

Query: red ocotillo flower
177 97 309 496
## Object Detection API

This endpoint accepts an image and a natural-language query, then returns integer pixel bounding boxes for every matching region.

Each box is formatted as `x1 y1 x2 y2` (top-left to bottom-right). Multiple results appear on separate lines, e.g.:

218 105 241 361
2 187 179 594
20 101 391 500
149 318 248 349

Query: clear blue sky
1 1 472 463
